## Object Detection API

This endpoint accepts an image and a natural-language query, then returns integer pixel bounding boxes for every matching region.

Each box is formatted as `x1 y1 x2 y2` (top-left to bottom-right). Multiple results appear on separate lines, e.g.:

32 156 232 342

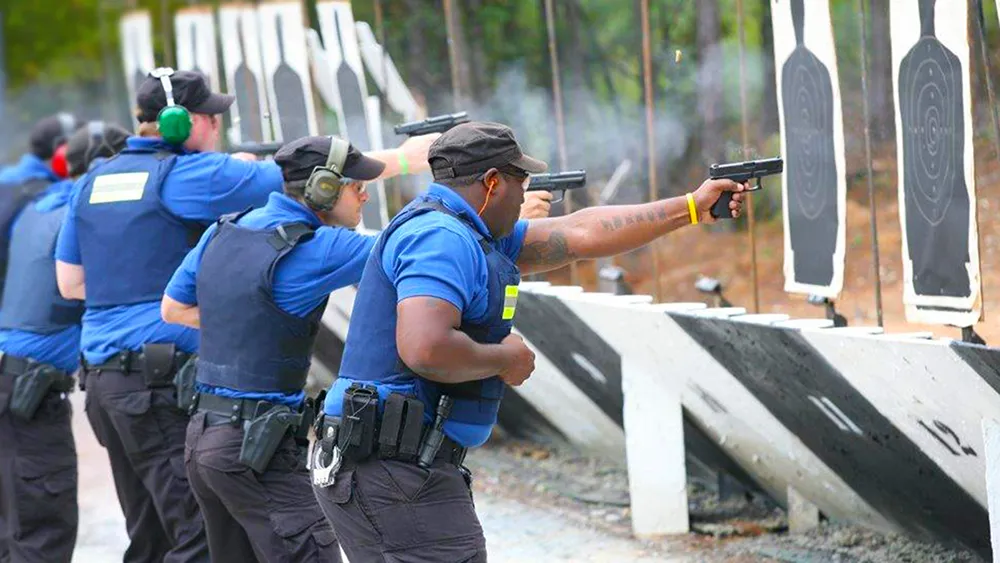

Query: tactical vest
75 147 202 308
0 203 84 333
339 197 520 447
195 211 327 394
0 178 54 300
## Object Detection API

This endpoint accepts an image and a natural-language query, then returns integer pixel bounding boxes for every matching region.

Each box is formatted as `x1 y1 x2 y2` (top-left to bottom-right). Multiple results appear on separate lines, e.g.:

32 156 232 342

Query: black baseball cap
66 121 131 177
428 121 547 182
29 112 84 160
273 136 386 184
135 69 234 123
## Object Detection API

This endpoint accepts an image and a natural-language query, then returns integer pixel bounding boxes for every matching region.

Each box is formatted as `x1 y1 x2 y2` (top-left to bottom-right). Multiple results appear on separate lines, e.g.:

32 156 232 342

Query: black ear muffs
150 67 192 145
303 137 351 211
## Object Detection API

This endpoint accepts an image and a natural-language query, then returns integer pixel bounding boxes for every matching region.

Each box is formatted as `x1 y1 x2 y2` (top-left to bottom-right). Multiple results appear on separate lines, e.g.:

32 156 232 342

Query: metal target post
442 0 463 109
735 0 759 313
857 0 884 327
639 0 662 302
973 0 998 322
543 0 578 287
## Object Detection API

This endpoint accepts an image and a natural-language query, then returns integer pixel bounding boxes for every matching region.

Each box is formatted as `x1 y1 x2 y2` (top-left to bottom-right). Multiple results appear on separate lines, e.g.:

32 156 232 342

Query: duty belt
193 391 315 435
0 354 74 392
318 413 468 467
82 349 192 375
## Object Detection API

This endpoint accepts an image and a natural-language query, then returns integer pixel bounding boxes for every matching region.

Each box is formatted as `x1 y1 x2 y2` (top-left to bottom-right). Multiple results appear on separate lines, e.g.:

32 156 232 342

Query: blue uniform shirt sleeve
495 219 529 263
271 229 377 315
164 223 219 305
383 225 486 313
165 154 284 222
55 186 82 264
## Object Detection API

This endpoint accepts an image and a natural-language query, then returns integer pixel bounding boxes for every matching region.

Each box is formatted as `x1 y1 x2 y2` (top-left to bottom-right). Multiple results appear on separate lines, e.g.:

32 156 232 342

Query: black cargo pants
0 373 78 563
184 411 341 562
314 457 487 563
83 368 209 563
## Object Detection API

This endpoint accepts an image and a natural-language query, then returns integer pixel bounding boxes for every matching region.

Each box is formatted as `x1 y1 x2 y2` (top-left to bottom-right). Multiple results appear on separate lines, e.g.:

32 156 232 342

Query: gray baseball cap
428 121 547 181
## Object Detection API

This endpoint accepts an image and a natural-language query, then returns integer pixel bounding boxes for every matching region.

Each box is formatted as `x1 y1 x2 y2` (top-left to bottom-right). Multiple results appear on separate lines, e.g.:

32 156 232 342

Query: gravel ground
467 430 986 563
67 390 984 562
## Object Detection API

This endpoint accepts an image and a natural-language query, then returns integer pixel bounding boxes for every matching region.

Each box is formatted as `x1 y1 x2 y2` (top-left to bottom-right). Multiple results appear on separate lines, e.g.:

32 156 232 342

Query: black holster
142 343 178 388
239 403 302 473
338 383 379 462
173 354 198 413
9 365 70 420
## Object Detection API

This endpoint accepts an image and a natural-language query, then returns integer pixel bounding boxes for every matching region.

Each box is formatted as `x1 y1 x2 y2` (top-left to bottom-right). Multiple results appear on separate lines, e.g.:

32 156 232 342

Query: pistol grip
710 192 733 219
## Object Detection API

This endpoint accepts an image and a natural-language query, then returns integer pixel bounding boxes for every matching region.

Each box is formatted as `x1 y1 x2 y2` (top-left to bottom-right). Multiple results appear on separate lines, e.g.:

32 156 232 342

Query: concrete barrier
312 281 998 558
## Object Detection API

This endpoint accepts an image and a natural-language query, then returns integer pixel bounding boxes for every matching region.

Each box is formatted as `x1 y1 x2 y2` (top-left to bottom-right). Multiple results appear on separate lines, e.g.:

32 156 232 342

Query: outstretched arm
517 178 746 274
367 133 441 180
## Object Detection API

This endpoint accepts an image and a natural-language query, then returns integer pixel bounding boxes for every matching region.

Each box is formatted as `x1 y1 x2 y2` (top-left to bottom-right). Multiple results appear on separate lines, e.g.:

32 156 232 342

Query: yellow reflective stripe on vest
502 285 519 320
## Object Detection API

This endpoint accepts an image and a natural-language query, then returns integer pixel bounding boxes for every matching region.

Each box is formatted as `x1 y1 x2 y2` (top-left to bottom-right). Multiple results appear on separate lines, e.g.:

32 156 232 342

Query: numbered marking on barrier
919 419 977 457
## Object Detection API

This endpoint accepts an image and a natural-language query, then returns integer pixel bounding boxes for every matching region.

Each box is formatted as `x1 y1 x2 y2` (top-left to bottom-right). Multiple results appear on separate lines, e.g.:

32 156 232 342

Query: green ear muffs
303 137 351 211
151 68 192 145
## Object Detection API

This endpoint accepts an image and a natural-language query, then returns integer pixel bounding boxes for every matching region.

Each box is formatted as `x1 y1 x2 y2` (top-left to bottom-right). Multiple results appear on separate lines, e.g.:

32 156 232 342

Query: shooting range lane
560 295 890 529
668 313 990 557
890 0 980 324
257 2 318 142
118 11 156 126
771 0 847 297
219 6 270 144
174 8 221 92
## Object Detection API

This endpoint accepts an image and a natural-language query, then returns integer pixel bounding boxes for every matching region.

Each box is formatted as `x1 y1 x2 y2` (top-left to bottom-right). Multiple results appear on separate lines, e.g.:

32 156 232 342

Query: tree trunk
759 0 780 139
868 0 894 143
403 0 431 110
697 0 724 167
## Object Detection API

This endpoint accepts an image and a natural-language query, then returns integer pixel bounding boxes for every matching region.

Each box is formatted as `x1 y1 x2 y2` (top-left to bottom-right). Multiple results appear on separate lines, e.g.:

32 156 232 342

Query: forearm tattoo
520 229 577 267
599 206 668 232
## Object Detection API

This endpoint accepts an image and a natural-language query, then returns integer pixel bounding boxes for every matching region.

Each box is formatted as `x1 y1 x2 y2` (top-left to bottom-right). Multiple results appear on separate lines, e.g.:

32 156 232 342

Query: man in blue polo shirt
158 130 551 561
311 121 748 561
0 113 82 186
0 121 128 563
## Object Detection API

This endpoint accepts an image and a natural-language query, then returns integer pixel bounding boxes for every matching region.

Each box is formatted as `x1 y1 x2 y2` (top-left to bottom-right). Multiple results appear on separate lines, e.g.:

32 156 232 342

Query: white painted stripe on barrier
803 331 1000 507
511 327 626 459
981 417 1000 560
621 353 688 536
645 302 708 313
774 318 835 330
559 299 895 533
688 307 748 318
731 313 791 325
823 326 884 335
322 286 357 342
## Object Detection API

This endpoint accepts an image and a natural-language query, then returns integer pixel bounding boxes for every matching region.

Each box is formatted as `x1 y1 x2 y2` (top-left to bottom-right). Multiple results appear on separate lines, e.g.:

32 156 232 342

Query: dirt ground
468 430 984 563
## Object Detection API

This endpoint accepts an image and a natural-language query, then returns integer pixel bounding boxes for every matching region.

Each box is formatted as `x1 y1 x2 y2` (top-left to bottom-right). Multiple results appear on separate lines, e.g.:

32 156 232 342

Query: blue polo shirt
55 137 285 364
0 179 82 372
322 183 529 422
0 154 58 186
165 192 378 406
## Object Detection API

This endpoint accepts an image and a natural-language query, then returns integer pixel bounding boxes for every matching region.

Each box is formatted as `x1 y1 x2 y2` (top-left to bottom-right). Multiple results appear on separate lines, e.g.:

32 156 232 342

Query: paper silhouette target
174 9 221 92
891 0 980 326
219 6 272 144
771 0 847 297
257 2 319 142
118 11 156 127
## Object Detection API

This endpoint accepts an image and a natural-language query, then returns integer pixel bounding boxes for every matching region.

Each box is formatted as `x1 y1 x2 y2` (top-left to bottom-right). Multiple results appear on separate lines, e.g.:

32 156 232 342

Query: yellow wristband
686 192 698 225
398 151 410 175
